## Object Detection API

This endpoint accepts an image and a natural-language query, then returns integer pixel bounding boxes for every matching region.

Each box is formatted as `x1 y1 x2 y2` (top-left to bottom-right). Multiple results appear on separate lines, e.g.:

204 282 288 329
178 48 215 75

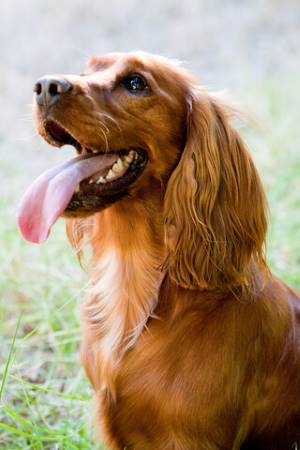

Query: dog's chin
42 118 148 217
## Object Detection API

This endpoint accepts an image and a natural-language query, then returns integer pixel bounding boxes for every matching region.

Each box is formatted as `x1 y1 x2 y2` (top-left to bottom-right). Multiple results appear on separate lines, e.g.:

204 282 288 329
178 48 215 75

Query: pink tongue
17 153 117 244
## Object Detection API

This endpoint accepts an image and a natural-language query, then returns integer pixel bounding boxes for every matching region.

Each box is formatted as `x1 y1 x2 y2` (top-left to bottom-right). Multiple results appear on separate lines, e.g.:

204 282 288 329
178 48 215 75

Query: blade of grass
10 374 91 401
0 422 66 442
1 405 65 436
0 315 21 401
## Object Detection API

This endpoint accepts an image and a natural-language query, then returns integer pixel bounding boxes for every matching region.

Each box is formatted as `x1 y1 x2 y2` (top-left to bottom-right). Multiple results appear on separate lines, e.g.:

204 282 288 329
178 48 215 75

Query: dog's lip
43 118 147 160
43 117 149 167
42 117 149 177
66 148 148 211
44 118 93 154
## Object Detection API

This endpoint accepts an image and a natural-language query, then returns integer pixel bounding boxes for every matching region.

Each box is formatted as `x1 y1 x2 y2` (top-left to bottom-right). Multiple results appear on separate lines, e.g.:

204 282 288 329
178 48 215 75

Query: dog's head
18 51 267 291
32 52 190 213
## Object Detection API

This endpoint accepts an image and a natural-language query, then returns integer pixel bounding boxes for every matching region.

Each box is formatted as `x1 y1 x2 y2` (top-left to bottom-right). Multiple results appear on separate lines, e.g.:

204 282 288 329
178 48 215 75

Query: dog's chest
99 306 245 449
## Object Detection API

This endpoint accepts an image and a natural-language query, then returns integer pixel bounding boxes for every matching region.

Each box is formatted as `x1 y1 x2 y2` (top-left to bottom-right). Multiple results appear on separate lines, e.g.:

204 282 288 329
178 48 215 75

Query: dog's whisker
95 127 109 152
97 111 121 133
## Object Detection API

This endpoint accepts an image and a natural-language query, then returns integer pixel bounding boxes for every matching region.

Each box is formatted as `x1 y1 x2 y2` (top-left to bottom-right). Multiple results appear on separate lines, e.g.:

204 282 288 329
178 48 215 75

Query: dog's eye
121 74 148 93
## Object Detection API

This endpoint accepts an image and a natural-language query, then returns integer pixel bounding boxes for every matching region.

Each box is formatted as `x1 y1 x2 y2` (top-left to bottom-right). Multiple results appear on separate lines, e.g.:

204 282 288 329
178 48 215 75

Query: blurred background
1 0 299 448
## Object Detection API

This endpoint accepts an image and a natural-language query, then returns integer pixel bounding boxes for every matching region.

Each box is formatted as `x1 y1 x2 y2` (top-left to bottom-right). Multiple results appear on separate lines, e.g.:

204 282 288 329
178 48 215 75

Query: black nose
33 76 73 107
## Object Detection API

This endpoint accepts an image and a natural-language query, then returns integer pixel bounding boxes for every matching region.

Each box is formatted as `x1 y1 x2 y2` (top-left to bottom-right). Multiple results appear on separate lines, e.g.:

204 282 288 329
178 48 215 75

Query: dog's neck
83 192 165 393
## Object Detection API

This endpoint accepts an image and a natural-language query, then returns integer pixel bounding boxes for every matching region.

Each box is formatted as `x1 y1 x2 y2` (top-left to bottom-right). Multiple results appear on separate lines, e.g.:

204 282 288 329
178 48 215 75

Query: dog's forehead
86 53 122 71
86 52 150 75
83 52 192 95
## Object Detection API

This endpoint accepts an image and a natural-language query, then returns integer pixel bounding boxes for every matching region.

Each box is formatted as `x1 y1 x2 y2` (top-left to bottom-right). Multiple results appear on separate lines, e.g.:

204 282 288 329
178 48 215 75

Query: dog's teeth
112 158 125 173
92 149 98 153
125 154 134 163
75 184 80 193
97 176 107 184
106 169 116 180
89 179 94 184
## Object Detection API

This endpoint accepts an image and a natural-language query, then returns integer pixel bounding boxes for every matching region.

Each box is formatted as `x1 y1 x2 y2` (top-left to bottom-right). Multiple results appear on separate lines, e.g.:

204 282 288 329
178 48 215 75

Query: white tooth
75 184 80 192
129 150 136 157
97 176 107 184
92 149 98 153
112 166 122 174
89 179 94 184
125 154 133 163
123 160 130 168
116 157 125 168
106 169 116 180
112 160 125 174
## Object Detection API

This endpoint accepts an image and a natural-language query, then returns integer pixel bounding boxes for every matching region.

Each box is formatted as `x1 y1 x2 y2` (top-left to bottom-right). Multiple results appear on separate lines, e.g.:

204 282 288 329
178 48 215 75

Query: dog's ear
164 89 268 291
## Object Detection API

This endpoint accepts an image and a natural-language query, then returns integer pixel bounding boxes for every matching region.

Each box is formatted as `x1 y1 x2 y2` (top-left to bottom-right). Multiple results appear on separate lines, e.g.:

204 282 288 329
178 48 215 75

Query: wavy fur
38 51 300 449
164 88 268 291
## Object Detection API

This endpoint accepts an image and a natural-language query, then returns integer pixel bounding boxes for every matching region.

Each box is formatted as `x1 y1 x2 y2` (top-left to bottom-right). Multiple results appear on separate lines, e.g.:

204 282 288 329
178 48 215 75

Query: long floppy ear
164 88 268 291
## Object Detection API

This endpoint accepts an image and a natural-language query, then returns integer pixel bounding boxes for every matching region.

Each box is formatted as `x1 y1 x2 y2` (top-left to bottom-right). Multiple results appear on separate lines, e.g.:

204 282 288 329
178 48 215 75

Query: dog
18 51 300 449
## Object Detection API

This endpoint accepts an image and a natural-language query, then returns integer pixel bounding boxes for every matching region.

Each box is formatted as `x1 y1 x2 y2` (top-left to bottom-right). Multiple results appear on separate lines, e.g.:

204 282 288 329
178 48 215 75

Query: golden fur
34 52 300 449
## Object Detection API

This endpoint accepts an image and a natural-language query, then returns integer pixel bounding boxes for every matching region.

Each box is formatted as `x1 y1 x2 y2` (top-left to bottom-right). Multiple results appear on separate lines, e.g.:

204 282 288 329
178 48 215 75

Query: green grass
0 219 99 449
241 77 300 287
0 78 299 449
0 183 100 448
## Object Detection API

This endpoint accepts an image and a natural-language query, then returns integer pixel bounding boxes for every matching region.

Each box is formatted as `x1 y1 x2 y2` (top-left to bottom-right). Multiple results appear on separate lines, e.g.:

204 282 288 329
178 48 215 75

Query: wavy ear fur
164 88 268 291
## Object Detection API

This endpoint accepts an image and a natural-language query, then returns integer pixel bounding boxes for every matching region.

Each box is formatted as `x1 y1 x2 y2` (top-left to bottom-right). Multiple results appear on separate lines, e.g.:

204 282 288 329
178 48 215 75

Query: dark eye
121 74 148 93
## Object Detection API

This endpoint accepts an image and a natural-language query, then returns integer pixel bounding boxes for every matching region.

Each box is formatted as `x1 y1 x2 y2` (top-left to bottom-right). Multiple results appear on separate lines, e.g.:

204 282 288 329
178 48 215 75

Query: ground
0 0 299 448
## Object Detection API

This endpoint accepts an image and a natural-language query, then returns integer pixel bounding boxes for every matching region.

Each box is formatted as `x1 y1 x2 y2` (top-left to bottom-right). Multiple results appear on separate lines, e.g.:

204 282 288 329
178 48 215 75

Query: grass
0 77 299 449
0 220 99 449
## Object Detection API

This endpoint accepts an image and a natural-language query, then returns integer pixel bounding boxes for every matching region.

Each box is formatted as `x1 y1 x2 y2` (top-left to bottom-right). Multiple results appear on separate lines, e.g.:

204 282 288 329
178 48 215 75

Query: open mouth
45 120 82 151
66 147 148 212
44 119 148 210
17 119 148 244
